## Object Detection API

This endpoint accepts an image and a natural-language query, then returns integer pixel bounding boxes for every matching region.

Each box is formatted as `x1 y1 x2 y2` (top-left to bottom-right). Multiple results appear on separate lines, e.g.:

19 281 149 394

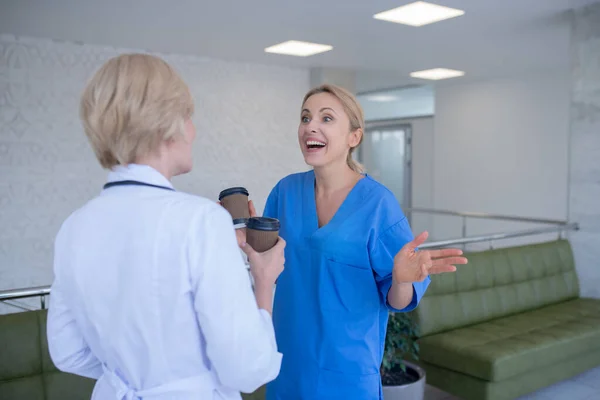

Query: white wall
358 86 434 121
0 34 309 311
432 72 571 248
358 88 435 238
356 71 571 248
569 3 600 299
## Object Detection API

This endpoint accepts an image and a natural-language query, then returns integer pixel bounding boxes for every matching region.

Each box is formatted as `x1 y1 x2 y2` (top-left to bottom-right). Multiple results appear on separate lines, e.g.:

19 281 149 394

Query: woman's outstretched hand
392 231 468 284
241 237 286 289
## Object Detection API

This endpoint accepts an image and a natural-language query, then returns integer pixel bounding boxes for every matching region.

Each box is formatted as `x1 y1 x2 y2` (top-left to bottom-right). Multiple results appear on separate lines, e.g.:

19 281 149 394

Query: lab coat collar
106 164 174 190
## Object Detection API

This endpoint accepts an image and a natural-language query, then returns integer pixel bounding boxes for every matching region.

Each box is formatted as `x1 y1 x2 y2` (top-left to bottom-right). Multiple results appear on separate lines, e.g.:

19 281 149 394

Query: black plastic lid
219 187 249 200
233 218 249 225
246 217 280 231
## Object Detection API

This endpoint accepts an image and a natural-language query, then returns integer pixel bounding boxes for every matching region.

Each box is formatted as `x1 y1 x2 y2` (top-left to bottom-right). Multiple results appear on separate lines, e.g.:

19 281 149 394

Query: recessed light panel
264 40 333 57
365 95 399 102
410 68 465 80
374 1 465 27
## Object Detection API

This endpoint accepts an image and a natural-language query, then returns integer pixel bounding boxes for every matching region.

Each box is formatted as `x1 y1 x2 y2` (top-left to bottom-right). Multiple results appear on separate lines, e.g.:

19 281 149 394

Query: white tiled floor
424 365 600 400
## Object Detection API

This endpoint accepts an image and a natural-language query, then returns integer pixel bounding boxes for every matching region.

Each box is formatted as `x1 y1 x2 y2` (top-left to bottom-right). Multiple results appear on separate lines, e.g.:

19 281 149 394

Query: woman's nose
307 119 318 132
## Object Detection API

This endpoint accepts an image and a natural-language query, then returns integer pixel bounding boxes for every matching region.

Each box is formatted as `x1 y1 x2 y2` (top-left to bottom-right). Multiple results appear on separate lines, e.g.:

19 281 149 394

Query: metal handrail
417 222 579 249
0 224 580 303
405 207 569 226
0 285 51 301
0 285 50 309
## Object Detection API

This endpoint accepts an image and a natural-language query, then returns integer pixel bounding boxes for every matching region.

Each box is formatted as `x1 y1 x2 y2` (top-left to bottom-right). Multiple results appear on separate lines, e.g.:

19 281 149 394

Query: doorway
357 121 412 216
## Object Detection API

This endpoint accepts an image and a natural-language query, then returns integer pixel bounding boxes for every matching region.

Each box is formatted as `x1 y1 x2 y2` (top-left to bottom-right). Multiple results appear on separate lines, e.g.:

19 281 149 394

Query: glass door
357 122 412 218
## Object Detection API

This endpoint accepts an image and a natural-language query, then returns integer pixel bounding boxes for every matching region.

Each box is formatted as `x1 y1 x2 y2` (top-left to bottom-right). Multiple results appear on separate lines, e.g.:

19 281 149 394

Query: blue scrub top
263 170 430 400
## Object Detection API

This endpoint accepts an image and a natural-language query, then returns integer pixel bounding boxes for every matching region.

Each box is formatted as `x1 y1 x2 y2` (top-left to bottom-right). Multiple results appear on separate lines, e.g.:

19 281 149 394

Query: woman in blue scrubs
248 84 467 400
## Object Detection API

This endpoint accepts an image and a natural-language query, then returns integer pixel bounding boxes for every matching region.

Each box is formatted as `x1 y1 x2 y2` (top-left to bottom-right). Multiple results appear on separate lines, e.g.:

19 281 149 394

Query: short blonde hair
302 84 365 173
80 53 194 169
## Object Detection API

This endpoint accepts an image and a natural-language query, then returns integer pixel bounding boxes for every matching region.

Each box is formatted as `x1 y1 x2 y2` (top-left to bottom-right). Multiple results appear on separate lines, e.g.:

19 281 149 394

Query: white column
569 2 600 298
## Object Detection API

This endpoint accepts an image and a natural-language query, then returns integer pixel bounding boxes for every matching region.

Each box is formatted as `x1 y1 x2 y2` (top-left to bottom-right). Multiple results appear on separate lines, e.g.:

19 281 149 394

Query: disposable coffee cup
246 217 280 253
219 187 250 227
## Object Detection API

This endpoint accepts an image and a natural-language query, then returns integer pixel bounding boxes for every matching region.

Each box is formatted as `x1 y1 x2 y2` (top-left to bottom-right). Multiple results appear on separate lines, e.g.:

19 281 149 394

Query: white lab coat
47 164 281 400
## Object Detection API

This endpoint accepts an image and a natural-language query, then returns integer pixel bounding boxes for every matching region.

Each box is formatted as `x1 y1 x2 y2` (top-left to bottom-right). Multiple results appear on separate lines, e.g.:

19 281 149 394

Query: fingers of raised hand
410 231 429 249
429 248 464 259
428 265 458 275
431 256 468 267
416 250 432 265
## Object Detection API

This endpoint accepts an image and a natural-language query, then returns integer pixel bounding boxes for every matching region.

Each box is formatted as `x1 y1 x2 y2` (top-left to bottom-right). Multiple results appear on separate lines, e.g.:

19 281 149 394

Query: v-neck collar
303 170 368 238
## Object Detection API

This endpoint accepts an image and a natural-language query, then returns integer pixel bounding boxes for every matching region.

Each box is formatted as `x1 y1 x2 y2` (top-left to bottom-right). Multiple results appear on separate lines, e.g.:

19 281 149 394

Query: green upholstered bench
0 309 95 400
0 308 266 400
411 239 600 400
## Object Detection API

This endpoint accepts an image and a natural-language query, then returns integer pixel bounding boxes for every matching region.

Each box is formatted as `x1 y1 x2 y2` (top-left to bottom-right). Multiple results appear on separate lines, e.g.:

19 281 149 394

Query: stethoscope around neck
103 180 249 229
103 180 175 192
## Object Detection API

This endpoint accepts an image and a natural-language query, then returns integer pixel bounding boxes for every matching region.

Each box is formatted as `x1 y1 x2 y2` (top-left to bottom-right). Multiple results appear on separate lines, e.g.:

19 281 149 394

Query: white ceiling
1 0 597 91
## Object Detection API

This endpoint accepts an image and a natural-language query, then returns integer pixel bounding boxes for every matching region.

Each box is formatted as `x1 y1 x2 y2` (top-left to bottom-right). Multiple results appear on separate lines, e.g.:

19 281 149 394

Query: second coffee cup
246 217 280 252
219 187 250 225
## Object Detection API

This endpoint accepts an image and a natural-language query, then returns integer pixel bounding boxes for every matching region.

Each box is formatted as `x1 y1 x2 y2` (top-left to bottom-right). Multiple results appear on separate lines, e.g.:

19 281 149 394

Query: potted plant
381 312 426 400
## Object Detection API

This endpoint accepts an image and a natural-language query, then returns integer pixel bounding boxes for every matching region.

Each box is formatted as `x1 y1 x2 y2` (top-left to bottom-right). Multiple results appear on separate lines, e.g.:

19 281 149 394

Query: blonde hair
302 84 365 173
80 53 194 169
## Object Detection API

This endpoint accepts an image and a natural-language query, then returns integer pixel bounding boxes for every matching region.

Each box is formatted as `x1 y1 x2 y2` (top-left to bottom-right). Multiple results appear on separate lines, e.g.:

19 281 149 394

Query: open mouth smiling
306 140 326 150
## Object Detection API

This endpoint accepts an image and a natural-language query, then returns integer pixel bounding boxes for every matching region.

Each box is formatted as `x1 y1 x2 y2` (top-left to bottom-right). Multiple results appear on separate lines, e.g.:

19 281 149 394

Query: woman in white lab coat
47 53 284 400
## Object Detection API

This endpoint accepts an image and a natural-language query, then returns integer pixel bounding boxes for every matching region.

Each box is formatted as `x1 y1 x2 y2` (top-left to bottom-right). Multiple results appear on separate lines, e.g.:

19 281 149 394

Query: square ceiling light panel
410 68 465 80
264 40 333 57
374 1 465 27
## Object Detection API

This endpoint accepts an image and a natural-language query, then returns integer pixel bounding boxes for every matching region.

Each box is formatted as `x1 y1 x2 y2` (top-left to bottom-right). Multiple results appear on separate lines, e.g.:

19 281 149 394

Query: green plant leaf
381 312 420 377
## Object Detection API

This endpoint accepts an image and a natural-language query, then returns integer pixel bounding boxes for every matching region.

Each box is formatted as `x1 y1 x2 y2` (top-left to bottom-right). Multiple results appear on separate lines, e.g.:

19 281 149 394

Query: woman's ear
349 128 363 148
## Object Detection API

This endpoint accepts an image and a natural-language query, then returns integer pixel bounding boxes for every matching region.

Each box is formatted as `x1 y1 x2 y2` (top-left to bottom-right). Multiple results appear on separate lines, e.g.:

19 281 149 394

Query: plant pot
382 361 426 400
